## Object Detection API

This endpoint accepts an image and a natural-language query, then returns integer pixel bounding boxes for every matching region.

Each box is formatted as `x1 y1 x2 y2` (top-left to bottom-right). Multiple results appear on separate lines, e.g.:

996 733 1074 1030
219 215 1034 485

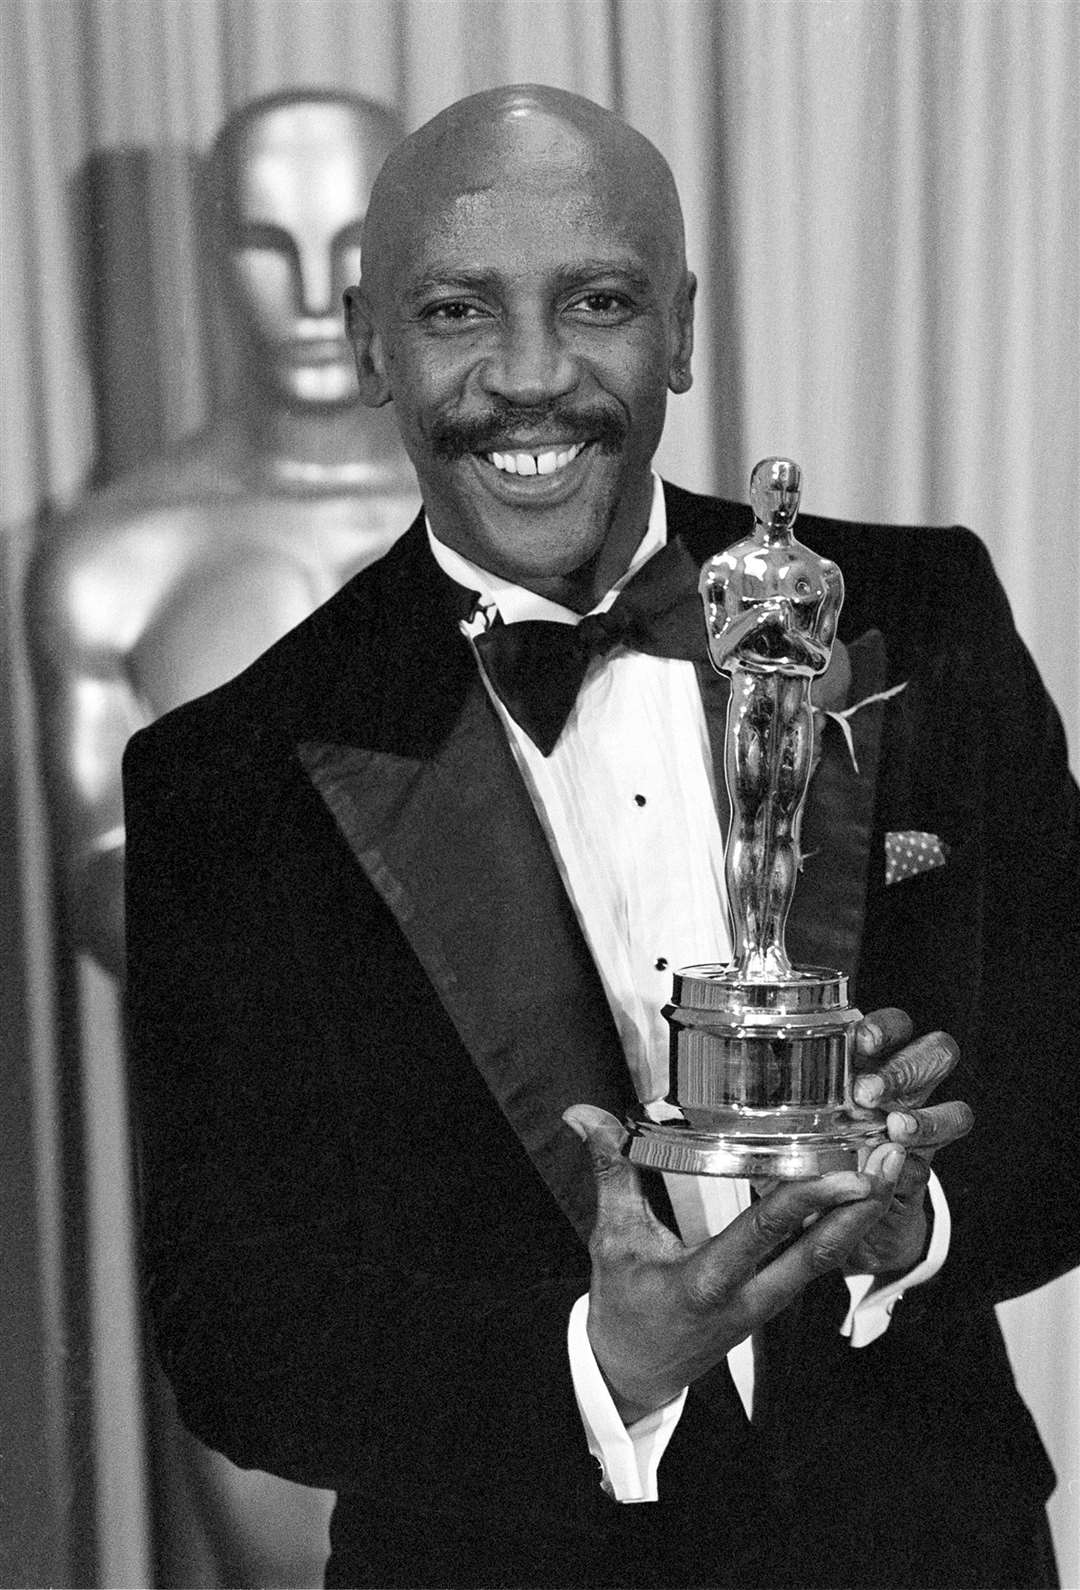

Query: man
124 86 1079 1588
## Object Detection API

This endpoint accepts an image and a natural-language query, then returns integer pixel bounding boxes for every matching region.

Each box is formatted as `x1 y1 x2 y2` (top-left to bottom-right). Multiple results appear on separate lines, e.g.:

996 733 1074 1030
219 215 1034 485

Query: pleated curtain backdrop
1 2 1076 1585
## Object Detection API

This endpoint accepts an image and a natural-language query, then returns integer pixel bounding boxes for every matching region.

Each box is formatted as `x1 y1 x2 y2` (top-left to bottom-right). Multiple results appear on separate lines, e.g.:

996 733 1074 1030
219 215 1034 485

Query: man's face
350 118 695 603
217 103 395 409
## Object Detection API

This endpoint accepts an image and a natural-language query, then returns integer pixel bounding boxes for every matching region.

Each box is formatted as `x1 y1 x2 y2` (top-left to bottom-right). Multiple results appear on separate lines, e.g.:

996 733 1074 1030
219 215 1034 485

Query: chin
473 530 612 597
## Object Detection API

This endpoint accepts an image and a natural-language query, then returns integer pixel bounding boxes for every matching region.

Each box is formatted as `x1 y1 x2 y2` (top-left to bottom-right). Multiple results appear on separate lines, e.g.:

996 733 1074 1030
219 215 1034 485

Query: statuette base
627 1115 886 1180
626 965 886 1180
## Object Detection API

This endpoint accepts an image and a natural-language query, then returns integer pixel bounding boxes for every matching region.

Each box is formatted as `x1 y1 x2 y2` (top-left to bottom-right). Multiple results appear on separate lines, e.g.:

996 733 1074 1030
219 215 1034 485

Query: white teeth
486 442 586 477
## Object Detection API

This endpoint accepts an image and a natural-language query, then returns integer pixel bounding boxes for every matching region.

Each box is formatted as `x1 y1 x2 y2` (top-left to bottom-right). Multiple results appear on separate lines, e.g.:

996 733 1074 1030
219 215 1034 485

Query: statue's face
216 102 398 409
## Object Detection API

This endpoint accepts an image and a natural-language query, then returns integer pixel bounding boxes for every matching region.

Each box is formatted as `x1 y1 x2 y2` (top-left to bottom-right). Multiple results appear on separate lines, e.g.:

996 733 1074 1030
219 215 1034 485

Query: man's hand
563 1104 903 1425
844 1008 974 1273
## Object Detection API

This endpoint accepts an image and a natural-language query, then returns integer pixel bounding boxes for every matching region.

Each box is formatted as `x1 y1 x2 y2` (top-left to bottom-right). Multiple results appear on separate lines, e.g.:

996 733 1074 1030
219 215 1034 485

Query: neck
513 483 657 613
519 550 633 614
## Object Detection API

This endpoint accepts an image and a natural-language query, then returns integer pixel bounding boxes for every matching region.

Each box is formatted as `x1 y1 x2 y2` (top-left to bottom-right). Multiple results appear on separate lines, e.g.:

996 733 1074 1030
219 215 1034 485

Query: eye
566 291 635 322
418 299 489 328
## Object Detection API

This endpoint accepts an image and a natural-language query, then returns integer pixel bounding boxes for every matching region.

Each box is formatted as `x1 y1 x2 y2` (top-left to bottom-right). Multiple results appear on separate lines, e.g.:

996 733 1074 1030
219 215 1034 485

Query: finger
562 1105 669 1249
853 1028 959 1108
562 1102 628 1157
864 1142 931 1209
862 1140 907 1186
742 1174 898 1322
853 1008 914 1066
890 1153 931 1208
688 1171 874 1303
887 1098 974 1151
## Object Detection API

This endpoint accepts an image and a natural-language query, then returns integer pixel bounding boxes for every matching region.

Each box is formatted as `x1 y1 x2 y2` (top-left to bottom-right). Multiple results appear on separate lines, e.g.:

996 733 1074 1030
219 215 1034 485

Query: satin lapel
788 629 888 980
295 559 633 1246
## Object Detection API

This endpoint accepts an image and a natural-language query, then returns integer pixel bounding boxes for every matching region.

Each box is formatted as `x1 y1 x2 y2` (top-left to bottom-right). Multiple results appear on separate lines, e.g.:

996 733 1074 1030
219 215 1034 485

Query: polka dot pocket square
885 830 948 886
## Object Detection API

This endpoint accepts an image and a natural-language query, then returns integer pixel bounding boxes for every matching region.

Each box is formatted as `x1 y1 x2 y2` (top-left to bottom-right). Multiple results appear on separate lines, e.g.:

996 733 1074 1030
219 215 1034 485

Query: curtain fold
2 2 1076 1584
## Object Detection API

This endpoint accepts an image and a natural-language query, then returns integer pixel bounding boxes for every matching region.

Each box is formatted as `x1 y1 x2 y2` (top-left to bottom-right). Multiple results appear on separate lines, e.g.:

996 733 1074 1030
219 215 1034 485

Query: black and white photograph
1 3 1077 1587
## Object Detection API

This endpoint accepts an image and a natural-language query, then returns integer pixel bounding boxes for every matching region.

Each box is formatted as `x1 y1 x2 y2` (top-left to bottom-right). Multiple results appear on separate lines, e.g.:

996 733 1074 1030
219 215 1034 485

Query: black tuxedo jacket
124 483 1079 1589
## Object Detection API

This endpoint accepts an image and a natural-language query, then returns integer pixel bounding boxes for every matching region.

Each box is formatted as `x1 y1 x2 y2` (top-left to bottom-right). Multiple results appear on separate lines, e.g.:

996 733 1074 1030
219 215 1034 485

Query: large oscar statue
629 458 885 1179
29 91 417 1590
30 90 417 980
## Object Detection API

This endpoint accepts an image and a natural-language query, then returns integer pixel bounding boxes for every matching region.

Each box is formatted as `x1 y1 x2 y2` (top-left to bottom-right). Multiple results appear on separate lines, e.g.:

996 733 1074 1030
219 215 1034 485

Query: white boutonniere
816 680 909 774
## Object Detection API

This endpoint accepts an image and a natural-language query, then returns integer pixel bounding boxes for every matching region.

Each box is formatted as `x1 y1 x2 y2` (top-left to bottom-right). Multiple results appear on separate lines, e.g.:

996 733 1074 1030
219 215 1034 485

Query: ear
668 270 696 395
344 285 392 408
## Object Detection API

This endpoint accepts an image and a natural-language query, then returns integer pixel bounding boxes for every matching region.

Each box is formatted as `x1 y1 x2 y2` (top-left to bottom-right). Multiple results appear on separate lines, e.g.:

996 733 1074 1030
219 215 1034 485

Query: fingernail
883 1147 906 1182
561 1108 587 1141
855 1021 881 1054
854 1075 884 1107
894 1112 918 1138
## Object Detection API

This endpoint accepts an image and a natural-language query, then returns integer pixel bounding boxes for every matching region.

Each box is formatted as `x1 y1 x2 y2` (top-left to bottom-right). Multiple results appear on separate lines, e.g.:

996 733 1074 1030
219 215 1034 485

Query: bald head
361 85 688 308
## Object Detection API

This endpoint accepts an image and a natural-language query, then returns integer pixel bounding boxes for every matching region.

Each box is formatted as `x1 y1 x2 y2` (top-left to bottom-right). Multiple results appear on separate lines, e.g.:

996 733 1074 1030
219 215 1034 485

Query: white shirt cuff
841 1168 951 1347
567 1294 687 1501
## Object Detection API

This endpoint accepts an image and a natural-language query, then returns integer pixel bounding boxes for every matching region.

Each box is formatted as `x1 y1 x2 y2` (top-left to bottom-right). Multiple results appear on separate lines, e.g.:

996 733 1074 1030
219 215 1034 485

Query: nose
295 238 336 320
478 308 579 405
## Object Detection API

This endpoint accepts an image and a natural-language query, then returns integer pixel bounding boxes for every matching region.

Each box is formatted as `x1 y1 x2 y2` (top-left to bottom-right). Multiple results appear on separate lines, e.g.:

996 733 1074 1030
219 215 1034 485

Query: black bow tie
469 537 706 755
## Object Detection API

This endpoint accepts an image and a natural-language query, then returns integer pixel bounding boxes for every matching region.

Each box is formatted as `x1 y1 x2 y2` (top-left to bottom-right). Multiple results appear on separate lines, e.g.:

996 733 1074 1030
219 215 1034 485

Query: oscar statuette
628 458 886 1178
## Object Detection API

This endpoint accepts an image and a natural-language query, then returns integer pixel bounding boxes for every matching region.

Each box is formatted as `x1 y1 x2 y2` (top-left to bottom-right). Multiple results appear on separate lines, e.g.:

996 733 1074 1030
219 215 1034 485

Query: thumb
562 1103 628 1162
562 1104 658 1239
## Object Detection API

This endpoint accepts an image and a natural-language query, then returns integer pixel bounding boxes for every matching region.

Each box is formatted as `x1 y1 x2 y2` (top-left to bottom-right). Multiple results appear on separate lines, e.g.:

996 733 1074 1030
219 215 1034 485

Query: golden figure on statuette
629 458 887 1179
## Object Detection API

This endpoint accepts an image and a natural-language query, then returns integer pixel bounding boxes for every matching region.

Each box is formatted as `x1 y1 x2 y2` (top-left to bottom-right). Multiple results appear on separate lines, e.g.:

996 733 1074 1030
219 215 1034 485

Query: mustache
430 403 627 461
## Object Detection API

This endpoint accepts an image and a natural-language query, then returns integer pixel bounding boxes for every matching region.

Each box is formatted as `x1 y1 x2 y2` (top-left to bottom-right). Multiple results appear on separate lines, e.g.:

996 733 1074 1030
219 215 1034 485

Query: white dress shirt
428 475 949 1502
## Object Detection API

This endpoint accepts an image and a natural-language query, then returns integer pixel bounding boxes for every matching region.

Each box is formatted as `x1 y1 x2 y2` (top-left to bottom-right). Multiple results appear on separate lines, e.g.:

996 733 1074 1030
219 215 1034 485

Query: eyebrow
403 257 654 300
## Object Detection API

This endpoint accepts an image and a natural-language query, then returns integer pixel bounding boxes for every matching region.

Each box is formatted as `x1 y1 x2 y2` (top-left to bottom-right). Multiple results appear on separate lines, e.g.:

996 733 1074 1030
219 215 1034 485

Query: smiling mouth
483 442 587 477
